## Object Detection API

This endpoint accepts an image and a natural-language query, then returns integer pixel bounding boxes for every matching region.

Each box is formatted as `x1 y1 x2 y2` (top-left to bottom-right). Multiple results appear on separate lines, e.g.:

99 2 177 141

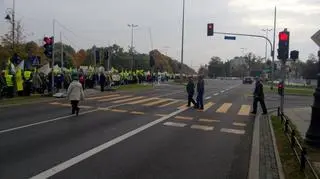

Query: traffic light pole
51 19 55 95
280 60 286 114
305 50 320 147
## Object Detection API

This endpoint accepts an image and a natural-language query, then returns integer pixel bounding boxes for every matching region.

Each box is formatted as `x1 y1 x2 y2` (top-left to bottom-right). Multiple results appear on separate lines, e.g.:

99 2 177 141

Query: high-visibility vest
24 71 32 80
5 75 13 87
16 69 24 91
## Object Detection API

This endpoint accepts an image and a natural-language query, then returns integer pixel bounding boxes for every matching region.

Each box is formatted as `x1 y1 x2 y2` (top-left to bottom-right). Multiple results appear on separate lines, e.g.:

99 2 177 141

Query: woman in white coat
67 73 85 116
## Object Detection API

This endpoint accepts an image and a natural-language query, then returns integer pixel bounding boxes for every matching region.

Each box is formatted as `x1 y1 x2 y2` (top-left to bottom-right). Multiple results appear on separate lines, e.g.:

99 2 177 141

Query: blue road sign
224 36 236 40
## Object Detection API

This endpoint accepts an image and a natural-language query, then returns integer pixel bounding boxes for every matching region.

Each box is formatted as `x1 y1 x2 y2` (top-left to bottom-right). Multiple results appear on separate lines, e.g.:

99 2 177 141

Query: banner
39 63 51 75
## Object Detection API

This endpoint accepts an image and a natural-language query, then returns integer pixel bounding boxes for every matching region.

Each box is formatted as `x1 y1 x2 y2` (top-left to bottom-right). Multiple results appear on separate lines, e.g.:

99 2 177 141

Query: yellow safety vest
5 75 13 87
24 71 32 80
16 69 24 91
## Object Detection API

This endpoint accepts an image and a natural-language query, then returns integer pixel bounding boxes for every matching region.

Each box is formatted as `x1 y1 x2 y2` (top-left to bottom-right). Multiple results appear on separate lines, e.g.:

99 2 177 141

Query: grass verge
271 115 317 179
265 86 314 96
117 84 153 91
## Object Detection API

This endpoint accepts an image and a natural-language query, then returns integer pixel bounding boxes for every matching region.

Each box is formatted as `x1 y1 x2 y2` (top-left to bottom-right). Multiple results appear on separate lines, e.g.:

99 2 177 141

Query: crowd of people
0 61 175 99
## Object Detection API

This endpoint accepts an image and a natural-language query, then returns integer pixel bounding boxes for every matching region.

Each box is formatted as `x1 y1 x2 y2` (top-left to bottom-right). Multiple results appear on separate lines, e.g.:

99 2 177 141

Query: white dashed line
205 96 212 100
221 128 246 135
220 90 225 93
213 93 219 96
163 122 187 127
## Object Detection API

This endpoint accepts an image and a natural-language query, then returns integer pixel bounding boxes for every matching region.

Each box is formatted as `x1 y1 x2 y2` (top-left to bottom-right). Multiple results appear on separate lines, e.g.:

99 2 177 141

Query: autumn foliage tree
73 49 87 68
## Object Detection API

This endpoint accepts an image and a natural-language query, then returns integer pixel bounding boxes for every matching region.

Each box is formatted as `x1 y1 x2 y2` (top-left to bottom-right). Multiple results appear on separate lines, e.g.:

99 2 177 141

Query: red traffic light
279 32 289 41
208 24 213 29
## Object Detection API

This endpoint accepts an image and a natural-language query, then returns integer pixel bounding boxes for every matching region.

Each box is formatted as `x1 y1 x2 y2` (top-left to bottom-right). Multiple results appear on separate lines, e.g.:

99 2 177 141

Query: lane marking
0 109 100 135
98 95 132 102
126 97 158 105
87 94 120 100
199 119 220 123
190 125 214 131
155 114 168 117
112 96 144 104
237 105 251 116
205 96 212 100
78 105 94 109
233 122 247 127
130 111 145 115
159 100 180 107
220 128 245 135
198 102 214 112
213 93 219 96
220 90 225 93
175 116 193 120
216 103 232 113
49 102 61 105
163 122 187 128
110 109 128 113
143 98 172 106
29 107 189 179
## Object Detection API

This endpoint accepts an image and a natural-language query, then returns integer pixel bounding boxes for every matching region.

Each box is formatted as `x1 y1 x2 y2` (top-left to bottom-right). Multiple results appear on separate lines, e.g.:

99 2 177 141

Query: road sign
311 29 320 47
224 36 236 40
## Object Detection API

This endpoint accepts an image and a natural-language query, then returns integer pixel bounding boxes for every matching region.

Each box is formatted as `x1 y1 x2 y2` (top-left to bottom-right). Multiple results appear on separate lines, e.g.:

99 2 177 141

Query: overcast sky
1 0 319 70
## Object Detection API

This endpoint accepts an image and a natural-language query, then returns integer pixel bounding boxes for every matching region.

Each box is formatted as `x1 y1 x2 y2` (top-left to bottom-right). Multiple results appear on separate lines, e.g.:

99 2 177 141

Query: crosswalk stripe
110 109 128 113
199 119 220 123
98 95 132 102
143 98 172 106
78 105 94 109
190 125 214 131
159 100 180 107
237 105 251 116
178 104 188 110
87 94 120 100
112 96 144 104
126 97 159 105
198 102 214 112
216 103 232 113
175 116 193 120
155 114 168 117
233 122 247 127
130 111 145 115
49 102 60 105
220 128 245 135
163 122 187 127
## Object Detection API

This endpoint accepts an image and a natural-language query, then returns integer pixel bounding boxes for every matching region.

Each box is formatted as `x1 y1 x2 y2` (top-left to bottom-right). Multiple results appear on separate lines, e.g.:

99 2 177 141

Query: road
1 79 256 179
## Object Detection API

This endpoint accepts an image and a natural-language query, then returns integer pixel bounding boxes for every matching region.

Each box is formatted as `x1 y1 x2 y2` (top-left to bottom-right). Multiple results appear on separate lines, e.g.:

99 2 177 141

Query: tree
1 20 26 51
208 56 224 78
302 54 318 79
73 49 87 68
198 66 208 77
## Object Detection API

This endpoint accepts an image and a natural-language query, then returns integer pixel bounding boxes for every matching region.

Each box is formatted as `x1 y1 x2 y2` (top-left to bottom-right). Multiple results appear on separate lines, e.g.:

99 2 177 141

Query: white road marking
220 90 225 93
213 93 219 96
233 122 247 127
220 128 246 135
29 107 189 179
190 125 214 131
0 109 99 135
205 96 212 100
199 119 220 123
163 122 187 127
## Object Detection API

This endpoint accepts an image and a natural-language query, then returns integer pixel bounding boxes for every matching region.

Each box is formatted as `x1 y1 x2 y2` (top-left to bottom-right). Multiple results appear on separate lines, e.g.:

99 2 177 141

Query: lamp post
180 0 186 79
128 24 138 71
4 0 16 53
262 28 272 62
305 50 320 147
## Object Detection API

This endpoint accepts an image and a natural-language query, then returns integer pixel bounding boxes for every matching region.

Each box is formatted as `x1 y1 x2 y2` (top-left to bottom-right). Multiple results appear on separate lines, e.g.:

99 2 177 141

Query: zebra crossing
49 94 252 116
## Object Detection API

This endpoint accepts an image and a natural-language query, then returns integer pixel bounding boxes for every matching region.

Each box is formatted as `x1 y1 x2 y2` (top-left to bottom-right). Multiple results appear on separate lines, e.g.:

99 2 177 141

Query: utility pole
60 32 64 69
128 24 138 71
271 6 277 90
12 0 15 53
180 0 186 79
52 19 55 94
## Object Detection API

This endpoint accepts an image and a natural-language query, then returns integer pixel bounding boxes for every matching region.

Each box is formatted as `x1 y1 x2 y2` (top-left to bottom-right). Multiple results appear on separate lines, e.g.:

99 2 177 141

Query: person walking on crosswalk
67 73 85 116
251 77 267 115
196 75 205 110
186 76 197 107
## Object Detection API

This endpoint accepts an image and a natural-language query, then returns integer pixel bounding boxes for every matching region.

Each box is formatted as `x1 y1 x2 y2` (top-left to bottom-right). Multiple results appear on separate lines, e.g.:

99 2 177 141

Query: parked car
243 77 253 84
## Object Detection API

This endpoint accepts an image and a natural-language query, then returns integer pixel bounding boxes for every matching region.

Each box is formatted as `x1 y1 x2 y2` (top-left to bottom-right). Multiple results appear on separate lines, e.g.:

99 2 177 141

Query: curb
248 113 260 179
268 113 285 179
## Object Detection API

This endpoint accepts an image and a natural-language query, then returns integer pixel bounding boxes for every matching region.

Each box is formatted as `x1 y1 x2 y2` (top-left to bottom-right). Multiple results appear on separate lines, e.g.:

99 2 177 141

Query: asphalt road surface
1 79 257 179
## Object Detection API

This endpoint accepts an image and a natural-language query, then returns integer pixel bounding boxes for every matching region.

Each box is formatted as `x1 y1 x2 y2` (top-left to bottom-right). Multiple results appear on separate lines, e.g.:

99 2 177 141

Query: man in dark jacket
196 75 205 110
251 78 267 114
99 72 106 92
186 77 197 107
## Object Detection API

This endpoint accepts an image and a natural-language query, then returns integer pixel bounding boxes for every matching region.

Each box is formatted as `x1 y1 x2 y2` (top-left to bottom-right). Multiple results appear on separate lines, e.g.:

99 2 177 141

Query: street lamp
4 0 15 53
305 50 320 147
262 28 272 62
180 0 186 79
128 24 138 70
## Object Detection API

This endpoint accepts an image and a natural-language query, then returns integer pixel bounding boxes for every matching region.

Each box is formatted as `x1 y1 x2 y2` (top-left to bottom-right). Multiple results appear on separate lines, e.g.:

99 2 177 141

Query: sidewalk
284 107 311 139
249 112 284 179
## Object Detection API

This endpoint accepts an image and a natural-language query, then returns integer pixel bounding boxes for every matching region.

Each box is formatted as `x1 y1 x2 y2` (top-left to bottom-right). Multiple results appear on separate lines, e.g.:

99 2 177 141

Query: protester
67 73 85 116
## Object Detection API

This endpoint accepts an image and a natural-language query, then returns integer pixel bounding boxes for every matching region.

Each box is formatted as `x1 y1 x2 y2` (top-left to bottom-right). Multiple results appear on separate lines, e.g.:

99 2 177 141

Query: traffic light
278 81 284 96
43 36 54 58
207 23 214 36
95 50 100 64
274 63 277 70
104 50 109 60
277 29 290 61
290 50 299 61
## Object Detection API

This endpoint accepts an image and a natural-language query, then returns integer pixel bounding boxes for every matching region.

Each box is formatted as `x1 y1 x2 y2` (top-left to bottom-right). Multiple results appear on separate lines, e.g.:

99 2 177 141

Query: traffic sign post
305 30 320 147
